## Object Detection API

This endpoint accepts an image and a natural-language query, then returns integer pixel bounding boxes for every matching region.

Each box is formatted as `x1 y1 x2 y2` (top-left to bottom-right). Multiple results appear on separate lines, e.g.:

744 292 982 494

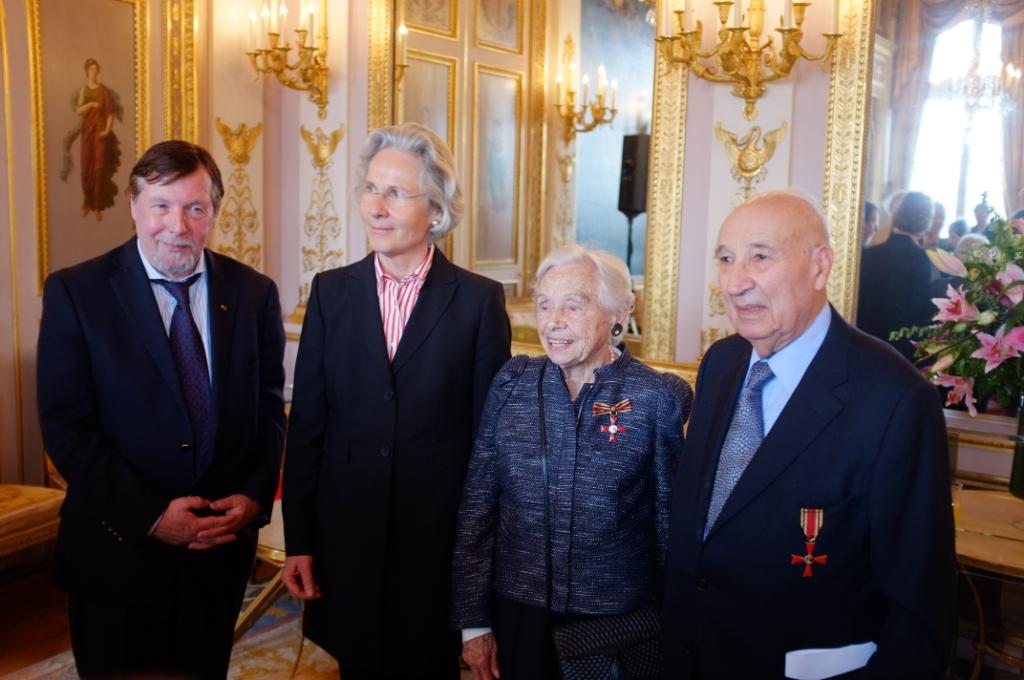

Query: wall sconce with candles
395 23 410 83
553 34 618 145
656 0 841 120
247 0 329 120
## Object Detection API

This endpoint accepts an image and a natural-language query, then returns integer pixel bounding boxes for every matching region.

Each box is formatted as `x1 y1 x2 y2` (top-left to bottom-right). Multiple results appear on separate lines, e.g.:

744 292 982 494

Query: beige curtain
1003 10 1024 213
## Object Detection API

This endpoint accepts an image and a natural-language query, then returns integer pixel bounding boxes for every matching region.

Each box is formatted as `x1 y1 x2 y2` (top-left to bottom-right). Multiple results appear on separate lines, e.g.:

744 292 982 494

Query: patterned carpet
2 589 340 680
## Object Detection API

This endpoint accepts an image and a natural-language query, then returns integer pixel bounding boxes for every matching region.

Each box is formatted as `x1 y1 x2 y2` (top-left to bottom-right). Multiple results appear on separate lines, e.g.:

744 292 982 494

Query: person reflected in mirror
857 191 935 362
861 201 879 246
659 190 954 679
940 219 968 252
281 123 512 680
922 202 945 250
973 200 993 238
453 245 691 680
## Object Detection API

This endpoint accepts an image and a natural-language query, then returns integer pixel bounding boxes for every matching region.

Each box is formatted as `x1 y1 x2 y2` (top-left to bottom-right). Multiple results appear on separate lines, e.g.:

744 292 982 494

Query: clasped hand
151 494 260 550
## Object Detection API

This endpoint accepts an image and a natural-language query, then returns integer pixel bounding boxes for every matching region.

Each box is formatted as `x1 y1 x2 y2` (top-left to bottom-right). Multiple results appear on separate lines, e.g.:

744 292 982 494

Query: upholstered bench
0 484 64 558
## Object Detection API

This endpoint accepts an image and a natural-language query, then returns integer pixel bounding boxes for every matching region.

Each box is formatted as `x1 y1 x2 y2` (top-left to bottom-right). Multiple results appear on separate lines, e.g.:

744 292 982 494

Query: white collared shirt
747 303 832 434
136 239 213 381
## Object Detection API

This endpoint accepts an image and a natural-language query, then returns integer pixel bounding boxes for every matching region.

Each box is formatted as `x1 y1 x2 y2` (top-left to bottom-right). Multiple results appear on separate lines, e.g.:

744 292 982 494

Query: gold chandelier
656 0 840 120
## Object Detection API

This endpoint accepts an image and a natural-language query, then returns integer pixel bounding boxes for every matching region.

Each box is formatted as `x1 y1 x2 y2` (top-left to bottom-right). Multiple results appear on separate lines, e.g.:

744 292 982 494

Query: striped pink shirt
375 245 435 361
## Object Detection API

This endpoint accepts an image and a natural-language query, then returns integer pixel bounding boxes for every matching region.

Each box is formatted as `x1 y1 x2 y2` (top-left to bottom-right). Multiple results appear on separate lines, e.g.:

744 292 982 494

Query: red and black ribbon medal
791 507 828 578
592 399 632 442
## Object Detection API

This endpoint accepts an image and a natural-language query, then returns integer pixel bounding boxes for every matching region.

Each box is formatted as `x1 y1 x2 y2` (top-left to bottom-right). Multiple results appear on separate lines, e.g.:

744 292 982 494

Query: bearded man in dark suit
660 191 954 679
37 140 286 679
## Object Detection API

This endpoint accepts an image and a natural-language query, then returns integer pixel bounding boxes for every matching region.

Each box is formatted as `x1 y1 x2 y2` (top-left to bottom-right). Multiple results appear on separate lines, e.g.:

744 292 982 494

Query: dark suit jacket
37 238 286 601
857 234 935 361
282 249 511 675
660 308 955 679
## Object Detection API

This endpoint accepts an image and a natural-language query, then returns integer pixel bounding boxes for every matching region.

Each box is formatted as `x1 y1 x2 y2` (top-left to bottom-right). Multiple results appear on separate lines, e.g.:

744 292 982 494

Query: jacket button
696 578 708 591
180 443 191 451
380 445 390 458
383 390 394 401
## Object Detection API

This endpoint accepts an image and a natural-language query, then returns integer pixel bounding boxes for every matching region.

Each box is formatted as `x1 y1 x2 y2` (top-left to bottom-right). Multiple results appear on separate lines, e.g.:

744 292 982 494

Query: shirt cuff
462 627 492 643
148 513 164 536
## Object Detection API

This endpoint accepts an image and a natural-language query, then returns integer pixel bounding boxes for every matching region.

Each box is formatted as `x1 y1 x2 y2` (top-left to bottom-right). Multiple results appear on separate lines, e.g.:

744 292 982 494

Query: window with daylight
909 18 1010 223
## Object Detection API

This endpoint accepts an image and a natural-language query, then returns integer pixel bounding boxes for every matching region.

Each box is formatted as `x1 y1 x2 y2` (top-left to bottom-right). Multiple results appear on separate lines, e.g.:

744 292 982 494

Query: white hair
535 244 635 319
356 122 463 241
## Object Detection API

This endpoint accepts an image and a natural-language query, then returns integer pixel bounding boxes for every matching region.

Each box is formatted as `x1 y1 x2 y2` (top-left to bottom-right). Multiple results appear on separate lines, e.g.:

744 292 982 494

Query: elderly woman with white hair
452 245 693 680
282 122 511 680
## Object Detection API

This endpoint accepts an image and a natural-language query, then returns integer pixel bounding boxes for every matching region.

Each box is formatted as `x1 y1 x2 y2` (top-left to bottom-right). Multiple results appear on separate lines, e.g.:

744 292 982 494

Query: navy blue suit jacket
660 307 955 679
37 238 286 600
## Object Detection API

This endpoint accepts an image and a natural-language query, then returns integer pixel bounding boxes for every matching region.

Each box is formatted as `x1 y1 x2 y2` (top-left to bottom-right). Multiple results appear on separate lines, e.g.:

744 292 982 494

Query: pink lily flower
970 326 1024 372
932 285 979 323
996 262 1024 306
927 248 967 277
933 373 978 416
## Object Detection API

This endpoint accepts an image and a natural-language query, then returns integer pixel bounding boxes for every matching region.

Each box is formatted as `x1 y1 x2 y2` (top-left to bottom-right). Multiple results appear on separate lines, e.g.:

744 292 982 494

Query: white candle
261 5 270 40
661 0 672 37
306 3 315 43
555 74 563 106
279 3 289 36
597 65 607 98
397 23 408 65
832 0 839 32
582 74 589 105
784 0 792 27
249 10 257 51
734 0 742 27
610 79 618 109
270 0 279 32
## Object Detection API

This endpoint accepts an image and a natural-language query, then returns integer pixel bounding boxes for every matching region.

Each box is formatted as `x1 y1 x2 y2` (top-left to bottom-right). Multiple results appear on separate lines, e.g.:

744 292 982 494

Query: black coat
660 308 955 679
37 238 286 601
857 234 935 361
283 249 511 675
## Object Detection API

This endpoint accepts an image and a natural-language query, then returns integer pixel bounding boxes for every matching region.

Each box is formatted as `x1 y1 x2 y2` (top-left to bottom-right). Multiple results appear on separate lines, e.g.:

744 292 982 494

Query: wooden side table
0 484 64 558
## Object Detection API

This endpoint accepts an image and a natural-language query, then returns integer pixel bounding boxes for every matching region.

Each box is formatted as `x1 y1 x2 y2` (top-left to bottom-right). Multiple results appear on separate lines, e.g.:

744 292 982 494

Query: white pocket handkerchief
784 641 877 679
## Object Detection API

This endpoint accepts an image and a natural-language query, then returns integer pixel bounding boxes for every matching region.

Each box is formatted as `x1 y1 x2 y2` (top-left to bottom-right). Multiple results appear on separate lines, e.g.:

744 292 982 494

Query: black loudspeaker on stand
618 133 650 275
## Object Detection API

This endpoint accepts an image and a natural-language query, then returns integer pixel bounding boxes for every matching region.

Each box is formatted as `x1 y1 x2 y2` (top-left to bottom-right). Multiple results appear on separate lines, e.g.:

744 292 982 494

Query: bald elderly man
660 191 954 679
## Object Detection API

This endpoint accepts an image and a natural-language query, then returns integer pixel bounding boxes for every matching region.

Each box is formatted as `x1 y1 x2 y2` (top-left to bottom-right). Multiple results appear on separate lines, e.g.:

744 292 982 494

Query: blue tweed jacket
452 349 692 627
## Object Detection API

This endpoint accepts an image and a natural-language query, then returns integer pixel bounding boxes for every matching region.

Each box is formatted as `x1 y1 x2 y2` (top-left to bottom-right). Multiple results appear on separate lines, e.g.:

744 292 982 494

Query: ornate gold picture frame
28 0 150 289
475 0 523 54
404 0 459 40
399 49 458 152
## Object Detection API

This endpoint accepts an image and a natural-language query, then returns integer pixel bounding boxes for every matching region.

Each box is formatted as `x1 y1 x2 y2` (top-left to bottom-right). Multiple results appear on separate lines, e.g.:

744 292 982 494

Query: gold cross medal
592 399 632 442
791 508 829 577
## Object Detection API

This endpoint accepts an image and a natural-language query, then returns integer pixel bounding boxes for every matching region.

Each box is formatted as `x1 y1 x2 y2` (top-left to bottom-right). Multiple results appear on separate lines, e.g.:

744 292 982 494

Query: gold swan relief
714 120 788 200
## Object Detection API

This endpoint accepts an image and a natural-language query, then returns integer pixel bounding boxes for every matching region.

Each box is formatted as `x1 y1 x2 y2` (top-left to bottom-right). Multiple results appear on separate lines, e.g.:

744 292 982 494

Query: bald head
715 191 834 357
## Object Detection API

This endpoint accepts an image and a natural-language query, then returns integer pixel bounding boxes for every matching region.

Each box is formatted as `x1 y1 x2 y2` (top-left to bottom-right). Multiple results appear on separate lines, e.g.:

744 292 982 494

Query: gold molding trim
369 0 396 131
474 0 524 55
213 118 262 270
642 23 688 361
404 0 459 40
1 0 25 480
523 0 545 285
399 48 458 151
163 0 196 141
29 0 150 291
298 124 345 305
822 0 873 321
470 64 523 268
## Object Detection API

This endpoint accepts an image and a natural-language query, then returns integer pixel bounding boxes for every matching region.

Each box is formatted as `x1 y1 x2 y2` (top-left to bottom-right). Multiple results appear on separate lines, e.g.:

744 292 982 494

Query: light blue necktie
704 360 774 540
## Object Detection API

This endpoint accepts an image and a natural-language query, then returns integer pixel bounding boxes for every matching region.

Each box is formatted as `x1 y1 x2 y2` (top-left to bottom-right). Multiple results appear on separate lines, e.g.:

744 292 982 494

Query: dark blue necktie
155 274 213 479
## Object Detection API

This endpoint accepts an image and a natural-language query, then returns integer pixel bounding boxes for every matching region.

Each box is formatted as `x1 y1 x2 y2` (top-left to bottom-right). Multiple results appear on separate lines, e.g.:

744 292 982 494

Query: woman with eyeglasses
282 122 512 680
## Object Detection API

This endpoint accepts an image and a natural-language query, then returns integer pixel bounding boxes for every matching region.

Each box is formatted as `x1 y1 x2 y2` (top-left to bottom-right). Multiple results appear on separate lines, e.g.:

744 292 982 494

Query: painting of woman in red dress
60 58 122 221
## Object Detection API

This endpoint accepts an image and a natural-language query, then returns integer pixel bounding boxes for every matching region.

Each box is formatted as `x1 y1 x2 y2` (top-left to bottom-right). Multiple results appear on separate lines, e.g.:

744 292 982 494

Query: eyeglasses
356 182 427 207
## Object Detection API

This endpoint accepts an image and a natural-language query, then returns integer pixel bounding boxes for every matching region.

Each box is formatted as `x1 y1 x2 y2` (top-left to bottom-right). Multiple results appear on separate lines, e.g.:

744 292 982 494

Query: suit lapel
391 249 457 374
708 308 850 538
108 238 187 411
205 250 240 420
349 254 392 370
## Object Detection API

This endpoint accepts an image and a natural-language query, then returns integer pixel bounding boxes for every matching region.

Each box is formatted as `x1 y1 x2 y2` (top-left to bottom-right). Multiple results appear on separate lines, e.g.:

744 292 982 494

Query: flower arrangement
894 213 1024 416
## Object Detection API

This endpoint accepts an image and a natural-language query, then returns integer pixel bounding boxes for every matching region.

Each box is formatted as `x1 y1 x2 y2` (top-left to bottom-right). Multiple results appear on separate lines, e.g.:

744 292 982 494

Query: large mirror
857 0 1024 361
